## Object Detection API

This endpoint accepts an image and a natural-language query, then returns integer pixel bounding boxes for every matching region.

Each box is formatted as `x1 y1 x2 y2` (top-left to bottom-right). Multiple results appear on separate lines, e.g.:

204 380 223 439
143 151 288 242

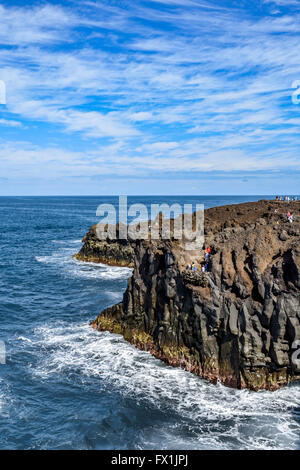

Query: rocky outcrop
90 200 300 390
73 224 135 267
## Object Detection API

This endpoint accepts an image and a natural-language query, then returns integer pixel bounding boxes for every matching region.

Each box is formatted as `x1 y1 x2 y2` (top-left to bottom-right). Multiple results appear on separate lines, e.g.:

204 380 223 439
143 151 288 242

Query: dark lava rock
88 200 300 390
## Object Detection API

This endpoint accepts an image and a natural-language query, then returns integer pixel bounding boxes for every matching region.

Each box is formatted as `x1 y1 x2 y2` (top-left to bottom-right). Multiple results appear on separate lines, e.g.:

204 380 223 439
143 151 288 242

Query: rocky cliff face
73 224 135 267
90 200 300 390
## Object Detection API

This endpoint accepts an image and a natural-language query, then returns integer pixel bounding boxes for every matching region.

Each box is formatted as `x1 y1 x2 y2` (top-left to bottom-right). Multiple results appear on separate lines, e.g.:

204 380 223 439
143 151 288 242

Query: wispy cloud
0 118 22 127
0 0 299 194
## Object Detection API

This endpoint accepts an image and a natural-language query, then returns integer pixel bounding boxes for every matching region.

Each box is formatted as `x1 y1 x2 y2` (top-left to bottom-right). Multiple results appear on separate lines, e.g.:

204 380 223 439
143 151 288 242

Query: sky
0 0 300 195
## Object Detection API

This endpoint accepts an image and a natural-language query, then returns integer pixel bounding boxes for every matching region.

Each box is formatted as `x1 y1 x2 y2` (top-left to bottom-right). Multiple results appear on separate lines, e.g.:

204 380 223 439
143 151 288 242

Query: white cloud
0 118 22 127
263 0 300 5
0 4 77 45
0 1 299 186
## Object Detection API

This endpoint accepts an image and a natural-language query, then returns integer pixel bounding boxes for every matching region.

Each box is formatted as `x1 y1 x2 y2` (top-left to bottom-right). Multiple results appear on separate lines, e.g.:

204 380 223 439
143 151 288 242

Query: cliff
88 200 300 390
73 223 135 267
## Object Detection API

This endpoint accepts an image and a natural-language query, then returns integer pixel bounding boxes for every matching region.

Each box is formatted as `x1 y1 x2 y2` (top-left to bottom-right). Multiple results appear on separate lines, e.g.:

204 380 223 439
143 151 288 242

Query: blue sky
0 0 299 195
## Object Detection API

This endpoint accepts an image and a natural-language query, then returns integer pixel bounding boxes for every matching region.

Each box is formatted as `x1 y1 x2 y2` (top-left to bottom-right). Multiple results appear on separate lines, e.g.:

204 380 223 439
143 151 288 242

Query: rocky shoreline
78 200 300 390
73 224 135 267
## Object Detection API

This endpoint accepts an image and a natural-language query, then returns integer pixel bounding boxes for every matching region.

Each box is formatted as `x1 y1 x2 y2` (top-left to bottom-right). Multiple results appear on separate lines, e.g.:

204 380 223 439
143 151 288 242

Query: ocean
0 196 299 450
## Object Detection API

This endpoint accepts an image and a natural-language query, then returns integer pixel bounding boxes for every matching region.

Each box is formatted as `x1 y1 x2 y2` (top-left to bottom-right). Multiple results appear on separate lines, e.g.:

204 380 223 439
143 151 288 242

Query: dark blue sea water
0 196 299 450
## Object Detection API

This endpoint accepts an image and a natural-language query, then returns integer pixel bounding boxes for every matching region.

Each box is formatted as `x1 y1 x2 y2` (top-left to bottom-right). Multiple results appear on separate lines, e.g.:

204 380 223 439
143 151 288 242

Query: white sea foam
35 245 132 281
17 336 33 343
31 321 300 450
51 239 82 244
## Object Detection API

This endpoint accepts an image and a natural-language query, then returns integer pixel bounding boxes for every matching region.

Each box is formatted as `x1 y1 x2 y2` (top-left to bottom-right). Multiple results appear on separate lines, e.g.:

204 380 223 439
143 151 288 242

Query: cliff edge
73 223 135 267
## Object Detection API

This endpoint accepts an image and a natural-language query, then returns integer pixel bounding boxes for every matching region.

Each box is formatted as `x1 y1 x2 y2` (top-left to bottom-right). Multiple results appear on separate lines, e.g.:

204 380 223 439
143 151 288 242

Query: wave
35 246 132 281
31 321 300 450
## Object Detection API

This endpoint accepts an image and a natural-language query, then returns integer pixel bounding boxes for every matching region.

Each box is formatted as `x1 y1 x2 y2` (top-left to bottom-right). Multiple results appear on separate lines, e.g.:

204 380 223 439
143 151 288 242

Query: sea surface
0 196 299 450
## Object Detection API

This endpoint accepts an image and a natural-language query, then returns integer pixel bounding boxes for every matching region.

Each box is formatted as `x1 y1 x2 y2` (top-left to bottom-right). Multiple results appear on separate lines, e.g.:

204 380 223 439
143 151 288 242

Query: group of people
275 196 298 202
186 262 198 272
186 246 212 273
274 206 296 223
